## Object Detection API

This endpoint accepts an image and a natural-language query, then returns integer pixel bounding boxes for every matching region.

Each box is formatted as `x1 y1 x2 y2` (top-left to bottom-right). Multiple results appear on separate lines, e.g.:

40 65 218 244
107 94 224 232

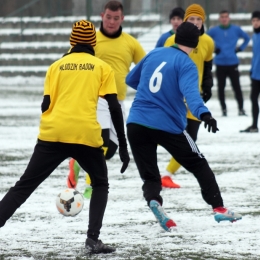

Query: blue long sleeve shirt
155 30 174 47
207 24 250 66
126 47 210 134
251 31 260 81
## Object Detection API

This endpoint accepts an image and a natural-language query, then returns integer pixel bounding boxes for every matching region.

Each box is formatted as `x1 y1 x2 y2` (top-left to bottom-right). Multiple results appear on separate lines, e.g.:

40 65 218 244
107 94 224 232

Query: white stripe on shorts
183 130 204 158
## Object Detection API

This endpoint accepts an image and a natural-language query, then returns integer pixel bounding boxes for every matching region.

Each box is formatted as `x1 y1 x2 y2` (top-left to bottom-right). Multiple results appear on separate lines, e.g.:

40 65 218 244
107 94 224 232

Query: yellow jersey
38 52 117 147
95 30 146 100
164 33 214 120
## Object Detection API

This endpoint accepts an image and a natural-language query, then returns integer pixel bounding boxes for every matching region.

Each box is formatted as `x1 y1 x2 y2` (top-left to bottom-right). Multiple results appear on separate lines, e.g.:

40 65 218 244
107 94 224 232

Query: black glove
201 86 212 103
215 48 221 55
235 47 241 53
119 146 130 173
200 113 219 133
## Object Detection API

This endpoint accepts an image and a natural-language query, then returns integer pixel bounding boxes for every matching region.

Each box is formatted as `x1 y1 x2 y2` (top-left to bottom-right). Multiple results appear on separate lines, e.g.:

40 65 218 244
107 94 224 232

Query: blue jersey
126 47 210 134
251 32 260 81
207 24 250 66
155 31 174 48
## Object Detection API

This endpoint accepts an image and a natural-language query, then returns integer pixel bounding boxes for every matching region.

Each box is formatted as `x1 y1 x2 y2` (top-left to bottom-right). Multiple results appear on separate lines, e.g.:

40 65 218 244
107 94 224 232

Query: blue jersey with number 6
126 46 210 134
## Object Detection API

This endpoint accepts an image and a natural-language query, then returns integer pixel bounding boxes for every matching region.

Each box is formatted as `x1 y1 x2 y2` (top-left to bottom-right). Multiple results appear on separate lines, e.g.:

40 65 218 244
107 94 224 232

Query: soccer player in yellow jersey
0 20 130 254
162 4 214 188
67 1 146 196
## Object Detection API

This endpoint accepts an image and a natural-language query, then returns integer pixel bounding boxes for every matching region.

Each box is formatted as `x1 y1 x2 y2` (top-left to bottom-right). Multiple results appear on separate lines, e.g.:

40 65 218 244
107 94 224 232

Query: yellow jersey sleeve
204 34 214 62
99 64 117 97
132 38 146 64
164 35 175 47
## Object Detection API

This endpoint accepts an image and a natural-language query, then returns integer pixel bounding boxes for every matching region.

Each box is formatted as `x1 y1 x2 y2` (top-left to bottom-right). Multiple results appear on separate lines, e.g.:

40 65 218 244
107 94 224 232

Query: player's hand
119 146 130 173
201 113 219 133
201 86 212 103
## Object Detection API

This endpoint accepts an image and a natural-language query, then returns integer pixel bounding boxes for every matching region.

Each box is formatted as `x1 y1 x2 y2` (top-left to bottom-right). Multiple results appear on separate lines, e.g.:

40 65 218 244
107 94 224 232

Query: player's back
127 46 198 134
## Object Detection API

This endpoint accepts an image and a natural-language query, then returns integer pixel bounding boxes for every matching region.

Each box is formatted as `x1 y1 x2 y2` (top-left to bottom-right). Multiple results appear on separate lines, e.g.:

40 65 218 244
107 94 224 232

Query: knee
90 174 109 190
92 182 109 192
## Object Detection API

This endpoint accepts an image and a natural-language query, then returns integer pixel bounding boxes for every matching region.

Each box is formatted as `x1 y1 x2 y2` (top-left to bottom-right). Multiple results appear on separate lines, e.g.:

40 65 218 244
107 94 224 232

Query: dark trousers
186 118 201 142
127 123 223 209
0 140 108 241
216 64 244 111
251 79 260 128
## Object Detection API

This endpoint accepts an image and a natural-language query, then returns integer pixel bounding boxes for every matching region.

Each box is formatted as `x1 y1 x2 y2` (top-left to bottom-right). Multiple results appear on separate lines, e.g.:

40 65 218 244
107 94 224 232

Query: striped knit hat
70 20 96 47
184 4 206 22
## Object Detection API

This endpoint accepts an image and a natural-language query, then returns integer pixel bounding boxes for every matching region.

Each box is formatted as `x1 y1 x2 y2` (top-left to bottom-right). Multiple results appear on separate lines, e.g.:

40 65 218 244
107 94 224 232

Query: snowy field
0 85 260 260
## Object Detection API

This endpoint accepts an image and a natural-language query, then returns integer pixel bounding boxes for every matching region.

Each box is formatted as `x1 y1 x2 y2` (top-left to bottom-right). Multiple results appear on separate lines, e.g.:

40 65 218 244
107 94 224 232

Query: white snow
0 29 21 35
209 13 252 20
0 42 70 49
0 53 62 60
0 13 251 23
0 14 161 24
0 24 253 37
240 25 253 32
20 27 146 35
0 85 260 259
0 66 48 72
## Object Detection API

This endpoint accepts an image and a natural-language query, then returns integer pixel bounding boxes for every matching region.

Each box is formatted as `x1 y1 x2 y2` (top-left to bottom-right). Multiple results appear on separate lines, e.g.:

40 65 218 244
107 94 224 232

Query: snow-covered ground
0 12 258 259
0 85 260 260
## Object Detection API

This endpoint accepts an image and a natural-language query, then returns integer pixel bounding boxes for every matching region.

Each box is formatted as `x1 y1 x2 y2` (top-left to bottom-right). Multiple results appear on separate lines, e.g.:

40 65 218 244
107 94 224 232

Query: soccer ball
56 188 84 217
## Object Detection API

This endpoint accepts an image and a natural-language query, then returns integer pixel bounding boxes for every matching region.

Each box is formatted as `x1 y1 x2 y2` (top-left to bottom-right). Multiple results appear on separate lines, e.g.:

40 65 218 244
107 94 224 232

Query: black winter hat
169 7 185 20
175 22 200 48
252 11 260 19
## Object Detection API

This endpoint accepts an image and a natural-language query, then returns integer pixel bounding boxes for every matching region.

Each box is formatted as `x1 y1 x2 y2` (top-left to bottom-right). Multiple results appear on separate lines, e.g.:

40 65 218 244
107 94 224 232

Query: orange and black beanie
70 20 96 47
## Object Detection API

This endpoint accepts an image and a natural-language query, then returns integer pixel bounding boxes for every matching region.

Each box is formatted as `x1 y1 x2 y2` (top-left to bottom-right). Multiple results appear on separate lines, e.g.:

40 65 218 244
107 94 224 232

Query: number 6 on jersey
149 61 167 93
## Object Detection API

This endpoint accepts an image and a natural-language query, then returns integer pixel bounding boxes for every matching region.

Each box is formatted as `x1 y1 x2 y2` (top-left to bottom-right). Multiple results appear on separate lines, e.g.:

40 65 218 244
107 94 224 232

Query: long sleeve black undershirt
104 94 127 147
41 95 50 113
202 60 213 90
